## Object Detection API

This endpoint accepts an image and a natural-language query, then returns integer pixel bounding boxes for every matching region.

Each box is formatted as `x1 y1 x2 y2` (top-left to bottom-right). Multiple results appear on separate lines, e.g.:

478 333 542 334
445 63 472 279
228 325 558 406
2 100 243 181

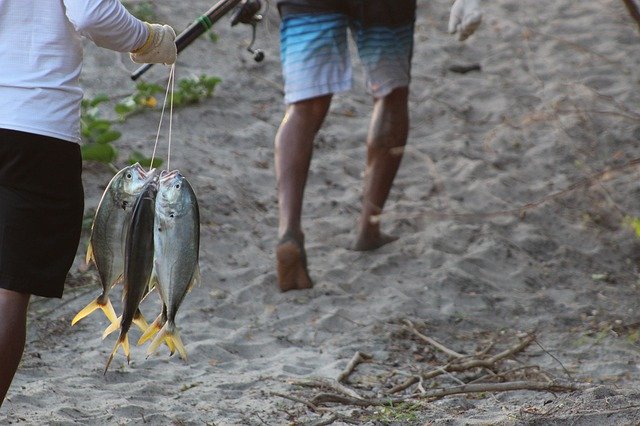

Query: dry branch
402 319 465 358
336 351 372 383
292 378 364 400
308 380 579 407
386 333 536 395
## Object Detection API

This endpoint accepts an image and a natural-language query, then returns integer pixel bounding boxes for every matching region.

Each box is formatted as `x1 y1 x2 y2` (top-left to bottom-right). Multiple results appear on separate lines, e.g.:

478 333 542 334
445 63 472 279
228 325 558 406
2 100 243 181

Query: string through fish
150 63 176 172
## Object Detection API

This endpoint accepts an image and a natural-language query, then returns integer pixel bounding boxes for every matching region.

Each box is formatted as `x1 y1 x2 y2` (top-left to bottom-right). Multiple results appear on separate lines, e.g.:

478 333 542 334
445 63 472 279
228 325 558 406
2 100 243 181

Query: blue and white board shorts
278 0 416 104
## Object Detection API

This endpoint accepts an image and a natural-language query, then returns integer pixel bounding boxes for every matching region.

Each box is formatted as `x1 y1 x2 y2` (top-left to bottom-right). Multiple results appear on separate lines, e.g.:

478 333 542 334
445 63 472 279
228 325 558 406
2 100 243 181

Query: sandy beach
3 0 640 424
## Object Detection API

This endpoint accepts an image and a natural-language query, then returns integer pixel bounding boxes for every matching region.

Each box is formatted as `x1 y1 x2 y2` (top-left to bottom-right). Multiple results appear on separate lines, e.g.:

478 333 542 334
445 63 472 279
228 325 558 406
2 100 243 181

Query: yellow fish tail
147 323 187 360
104 333 130 374
72 297 118 326
102 316 121 340
138 315 163 345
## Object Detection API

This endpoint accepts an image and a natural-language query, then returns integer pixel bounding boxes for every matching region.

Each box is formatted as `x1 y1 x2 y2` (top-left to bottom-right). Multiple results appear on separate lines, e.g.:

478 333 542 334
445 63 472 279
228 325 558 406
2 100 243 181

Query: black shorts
0 129 84 298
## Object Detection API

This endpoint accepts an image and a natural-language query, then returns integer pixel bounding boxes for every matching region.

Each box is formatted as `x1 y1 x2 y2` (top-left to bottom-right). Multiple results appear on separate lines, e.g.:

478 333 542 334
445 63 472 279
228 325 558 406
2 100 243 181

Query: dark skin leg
0 288 30 407
275 95 332 291
354 86 409 251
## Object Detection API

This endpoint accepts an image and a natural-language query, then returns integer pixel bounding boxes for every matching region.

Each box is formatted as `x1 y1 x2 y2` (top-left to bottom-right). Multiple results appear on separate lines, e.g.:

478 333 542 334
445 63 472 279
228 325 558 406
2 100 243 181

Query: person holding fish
273 0 483 291
0 0 177 407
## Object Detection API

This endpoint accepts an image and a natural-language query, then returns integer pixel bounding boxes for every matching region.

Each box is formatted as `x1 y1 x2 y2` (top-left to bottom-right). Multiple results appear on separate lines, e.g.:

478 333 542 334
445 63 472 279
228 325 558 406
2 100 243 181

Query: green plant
624 216 640 237
171 75 221 107
81 74 221 167
80 95 120 163
114 81 164 121
368 401 423 423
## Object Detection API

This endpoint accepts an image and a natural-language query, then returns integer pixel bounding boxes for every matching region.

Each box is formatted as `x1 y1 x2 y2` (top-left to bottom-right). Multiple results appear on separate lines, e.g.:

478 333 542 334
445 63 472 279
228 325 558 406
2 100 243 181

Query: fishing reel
231 0 265 62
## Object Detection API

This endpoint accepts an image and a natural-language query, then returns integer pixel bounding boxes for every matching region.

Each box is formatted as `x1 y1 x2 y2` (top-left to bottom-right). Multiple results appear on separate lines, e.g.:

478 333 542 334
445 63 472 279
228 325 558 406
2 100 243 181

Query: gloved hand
130 23 177 65
448 0 483 41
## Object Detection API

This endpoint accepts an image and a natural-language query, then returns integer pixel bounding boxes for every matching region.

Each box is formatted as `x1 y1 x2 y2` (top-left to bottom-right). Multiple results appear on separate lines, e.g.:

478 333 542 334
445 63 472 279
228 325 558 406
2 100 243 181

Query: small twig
476 340 496 357
534 338 573 380
386 333 536 395
292 378 364 400
337 351 372 383
271 392 320 412
443 333 536 371
466 365 542 385
311 380 580 407
402 319 465 359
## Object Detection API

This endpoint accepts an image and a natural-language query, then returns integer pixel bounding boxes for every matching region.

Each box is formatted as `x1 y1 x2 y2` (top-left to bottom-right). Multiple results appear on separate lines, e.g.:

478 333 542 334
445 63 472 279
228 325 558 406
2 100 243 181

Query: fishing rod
131 0 264 81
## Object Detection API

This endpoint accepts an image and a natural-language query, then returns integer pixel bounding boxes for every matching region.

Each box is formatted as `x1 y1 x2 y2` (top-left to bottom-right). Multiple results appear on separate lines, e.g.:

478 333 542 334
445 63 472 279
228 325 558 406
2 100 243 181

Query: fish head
109 163 152 210
158 170 186 205
125 163 153 193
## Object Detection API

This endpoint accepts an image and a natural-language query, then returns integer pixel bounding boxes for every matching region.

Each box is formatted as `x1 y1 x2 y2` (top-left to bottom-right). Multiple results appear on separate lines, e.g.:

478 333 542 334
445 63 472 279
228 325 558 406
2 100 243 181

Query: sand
2 0 640 424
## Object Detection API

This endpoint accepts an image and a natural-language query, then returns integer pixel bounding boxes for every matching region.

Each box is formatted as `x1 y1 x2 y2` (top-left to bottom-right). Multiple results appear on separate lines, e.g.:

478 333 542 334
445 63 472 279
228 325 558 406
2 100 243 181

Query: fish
142 170 200 360
105 177 158 373
72 163 151 326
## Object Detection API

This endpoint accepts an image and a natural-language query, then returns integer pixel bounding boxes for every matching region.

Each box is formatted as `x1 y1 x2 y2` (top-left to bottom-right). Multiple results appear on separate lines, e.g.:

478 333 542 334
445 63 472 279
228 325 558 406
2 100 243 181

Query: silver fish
105 177 158 373
142 170 200 360
72 163 151 326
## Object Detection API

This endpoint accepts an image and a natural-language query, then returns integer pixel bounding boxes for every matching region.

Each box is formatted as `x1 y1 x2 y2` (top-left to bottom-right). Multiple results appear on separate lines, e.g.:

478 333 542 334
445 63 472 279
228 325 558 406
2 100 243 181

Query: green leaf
95 130 122 145
81 143 117 163
89 94 110 107
128 150 163 168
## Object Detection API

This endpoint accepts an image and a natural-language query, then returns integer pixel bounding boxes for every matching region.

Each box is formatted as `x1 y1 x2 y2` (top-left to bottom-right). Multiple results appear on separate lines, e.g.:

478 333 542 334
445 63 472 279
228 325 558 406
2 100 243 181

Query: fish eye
126 173 132 179
175 184 181 189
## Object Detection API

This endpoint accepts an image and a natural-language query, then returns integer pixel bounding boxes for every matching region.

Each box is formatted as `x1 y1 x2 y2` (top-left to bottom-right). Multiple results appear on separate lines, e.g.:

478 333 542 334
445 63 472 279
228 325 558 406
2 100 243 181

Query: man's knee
288 95 332 126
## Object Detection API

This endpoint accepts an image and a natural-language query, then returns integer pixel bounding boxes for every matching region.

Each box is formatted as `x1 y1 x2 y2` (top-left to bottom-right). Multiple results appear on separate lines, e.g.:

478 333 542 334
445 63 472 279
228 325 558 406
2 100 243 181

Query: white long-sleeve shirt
0 0 148 143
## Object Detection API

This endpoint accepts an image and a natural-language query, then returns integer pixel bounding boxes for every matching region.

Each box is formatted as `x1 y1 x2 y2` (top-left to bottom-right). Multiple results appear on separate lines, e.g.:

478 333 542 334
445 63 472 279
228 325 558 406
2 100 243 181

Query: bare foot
353 231 398 251
276 234 313 292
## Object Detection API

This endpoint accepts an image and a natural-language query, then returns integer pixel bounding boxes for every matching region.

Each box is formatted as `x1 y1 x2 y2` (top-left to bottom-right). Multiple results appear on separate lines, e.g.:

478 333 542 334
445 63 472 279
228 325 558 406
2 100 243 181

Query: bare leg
275 95 332 291
354 87 409 251
0 288 30 407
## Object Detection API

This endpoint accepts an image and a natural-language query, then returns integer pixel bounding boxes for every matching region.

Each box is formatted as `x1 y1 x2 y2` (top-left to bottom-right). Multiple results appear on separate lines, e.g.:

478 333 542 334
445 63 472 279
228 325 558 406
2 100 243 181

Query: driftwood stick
385 333 536 395
292 378 364 400
271 392 321 412
337 351 373 383
402 320 465 358
386 376 420 395
622 0 640 32
312 380 580 407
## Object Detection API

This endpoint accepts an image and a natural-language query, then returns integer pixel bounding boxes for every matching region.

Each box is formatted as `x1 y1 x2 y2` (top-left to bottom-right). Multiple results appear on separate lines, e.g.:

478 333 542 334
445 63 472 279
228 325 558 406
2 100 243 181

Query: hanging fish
72 163 152 326
105 177 158 373
141 170 200 360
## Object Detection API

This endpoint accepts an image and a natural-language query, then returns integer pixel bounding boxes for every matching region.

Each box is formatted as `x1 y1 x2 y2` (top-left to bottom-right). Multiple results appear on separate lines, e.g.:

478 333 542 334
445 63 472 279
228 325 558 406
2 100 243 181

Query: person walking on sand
273 0 483 291
0 0 177 408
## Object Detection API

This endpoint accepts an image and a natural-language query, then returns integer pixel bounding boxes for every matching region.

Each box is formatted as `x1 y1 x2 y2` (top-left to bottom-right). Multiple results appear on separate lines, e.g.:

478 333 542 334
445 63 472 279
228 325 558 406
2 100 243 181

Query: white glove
130 23 177 65
448 0 483 41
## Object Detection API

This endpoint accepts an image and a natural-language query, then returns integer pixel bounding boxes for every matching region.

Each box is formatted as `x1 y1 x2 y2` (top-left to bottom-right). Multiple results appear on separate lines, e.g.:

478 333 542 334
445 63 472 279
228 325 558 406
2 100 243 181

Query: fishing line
150 63 176 173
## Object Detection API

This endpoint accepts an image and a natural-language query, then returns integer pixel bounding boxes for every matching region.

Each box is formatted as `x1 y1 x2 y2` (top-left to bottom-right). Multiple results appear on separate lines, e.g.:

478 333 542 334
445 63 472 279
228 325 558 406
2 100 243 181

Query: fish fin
85 242 94 265
102 298 118 324
102 316 122 340
138 314 163 345
187 266 201 293
72 296 118 326
71 298 101 325
123 334 131 360
172 331 187 360
133 310 148 333
104 333 127 374
147 323 186 360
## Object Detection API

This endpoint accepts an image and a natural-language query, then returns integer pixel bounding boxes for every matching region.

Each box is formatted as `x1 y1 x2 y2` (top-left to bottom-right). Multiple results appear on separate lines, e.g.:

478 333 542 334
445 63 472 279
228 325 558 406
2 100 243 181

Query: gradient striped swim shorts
278 0 416 104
